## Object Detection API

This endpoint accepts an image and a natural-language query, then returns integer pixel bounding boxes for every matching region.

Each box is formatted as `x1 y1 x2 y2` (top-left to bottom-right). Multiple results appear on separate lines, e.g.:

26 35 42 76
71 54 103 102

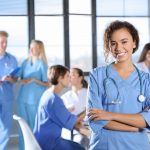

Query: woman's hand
68 106 75 112
2 75 18 83
88 108 113 121
20 78 33 84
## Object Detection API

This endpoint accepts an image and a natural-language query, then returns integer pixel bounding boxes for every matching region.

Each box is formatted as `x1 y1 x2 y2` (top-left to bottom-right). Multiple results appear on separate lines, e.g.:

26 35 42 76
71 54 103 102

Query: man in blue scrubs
0 31 18 150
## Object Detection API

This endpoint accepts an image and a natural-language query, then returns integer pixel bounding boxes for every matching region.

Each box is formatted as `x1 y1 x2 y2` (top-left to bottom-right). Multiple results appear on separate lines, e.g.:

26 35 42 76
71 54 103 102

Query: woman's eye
111 43 116 47
122 41 127 44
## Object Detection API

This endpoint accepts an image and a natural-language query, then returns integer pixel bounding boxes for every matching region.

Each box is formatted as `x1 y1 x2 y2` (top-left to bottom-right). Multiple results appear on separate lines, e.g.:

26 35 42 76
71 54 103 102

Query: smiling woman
87 20 150 150
109 28 136 65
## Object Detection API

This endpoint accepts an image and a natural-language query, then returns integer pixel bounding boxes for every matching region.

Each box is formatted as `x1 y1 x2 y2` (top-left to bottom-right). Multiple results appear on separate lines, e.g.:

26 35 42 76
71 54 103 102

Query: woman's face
70 69 82 86
30 42 40 57
110 28 136 63
59 71 70 88
145 50 150 62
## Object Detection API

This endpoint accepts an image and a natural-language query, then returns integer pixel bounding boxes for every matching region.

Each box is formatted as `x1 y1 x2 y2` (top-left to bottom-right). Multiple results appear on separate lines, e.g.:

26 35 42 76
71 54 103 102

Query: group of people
0 33 50 150
1 19 150 150
0 31 88 150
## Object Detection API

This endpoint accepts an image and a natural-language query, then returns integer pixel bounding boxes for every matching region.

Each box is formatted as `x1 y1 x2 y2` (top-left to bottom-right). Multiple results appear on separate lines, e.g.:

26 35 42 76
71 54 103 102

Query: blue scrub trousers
54 138 85 150
0 100 12 150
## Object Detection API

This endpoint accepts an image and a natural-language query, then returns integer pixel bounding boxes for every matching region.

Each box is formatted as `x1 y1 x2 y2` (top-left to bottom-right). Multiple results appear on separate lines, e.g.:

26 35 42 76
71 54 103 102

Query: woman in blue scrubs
87 20 150 150
17 40 49 150
33 65 85 150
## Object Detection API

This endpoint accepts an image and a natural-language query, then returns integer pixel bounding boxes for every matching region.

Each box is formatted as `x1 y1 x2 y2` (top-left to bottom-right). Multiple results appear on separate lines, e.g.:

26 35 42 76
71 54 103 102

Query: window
69 0 91 14
0 0 28 65
35 16 64 65
69 15 92 71
0 0 27 15
34 0 63 15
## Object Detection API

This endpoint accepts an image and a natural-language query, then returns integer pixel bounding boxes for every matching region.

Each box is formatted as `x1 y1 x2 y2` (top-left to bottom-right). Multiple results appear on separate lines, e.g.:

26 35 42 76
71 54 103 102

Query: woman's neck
50 85 63 94
72 84 82 93
31 56 38 63
112 61 135 80
113 60 134 71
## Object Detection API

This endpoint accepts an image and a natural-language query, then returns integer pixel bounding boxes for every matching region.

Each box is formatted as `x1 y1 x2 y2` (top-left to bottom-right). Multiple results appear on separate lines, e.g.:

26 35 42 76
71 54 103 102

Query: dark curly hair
104 20 139 62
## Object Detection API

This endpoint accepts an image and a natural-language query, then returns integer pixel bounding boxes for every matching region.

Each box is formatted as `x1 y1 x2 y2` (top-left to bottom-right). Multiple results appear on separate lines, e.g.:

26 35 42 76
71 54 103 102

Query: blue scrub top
33 89 77 150
18 59 48 104
0 52 17 101
87 64 150 150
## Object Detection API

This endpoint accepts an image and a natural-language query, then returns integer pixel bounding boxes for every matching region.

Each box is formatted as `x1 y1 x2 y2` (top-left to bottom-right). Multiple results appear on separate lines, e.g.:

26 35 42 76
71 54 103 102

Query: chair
13 114 42 150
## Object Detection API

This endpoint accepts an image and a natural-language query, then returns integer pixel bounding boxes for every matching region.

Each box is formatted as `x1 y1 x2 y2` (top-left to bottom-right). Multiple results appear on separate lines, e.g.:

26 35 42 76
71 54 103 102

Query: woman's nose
115 43 122 51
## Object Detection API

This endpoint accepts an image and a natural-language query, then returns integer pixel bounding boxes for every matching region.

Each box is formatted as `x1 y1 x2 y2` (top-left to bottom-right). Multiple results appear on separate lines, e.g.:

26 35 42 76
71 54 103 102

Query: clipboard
9 67 21 76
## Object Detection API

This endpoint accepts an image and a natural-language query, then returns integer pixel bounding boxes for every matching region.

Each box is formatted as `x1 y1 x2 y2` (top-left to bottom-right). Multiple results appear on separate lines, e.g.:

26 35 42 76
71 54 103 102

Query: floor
6 131 150 150
8 135 18 150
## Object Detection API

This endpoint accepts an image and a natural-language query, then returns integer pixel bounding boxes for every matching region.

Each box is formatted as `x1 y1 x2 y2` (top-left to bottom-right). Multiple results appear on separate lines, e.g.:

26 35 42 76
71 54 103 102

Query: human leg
26 104 37 130
17 102 28 150
0 101 12 150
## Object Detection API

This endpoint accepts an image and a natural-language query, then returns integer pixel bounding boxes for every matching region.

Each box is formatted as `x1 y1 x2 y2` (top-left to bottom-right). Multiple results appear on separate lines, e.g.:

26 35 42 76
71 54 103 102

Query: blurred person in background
61 68 88 115
17 40 49 150
0 31 18 150
34 65 85 150
137 43 150 73
61 67 89 149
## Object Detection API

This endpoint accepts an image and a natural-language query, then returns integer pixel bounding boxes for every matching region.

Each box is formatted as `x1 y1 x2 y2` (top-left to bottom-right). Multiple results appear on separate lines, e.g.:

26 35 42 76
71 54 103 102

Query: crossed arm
19 78 49 87
2 76 18 83
88 108 147 132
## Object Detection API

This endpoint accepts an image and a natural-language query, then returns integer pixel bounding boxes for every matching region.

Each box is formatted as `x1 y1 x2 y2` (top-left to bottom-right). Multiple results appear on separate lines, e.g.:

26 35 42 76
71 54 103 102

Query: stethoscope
103 63 146 105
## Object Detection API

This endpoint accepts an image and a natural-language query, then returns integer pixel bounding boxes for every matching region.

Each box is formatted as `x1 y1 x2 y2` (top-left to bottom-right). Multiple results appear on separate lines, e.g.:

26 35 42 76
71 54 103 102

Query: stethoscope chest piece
138 95 146 102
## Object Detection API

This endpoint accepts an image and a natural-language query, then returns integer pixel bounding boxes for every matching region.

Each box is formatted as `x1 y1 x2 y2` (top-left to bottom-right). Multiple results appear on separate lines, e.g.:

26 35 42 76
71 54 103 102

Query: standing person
17 40 49 150
0 31 18 150
61 67 89 149
34 65 85 150
87 20 150 150
137 43 150 73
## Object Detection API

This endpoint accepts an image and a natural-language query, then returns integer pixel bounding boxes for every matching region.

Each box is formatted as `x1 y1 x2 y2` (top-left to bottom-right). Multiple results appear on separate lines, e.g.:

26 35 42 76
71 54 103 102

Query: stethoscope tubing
104 63 144 104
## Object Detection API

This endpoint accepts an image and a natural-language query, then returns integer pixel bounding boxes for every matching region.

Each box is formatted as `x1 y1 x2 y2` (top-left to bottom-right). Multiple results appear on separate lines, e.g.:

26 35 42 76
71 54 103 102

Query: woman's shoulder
79 88 88 93
40 89 61 105
61 90 72 98
37 59 47 65
37 59 48 69
136 62 144 69
89 65 108 79
5 52 17 62
21 58 29 64
140 70 150 83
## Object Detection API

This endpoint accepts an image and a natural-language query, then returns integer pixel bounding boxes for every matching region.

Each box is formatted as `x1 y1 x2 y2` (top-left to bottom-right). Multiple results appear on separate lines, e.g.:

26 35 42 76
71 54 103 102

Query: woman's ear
133 41 136 49
58 76 63 84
